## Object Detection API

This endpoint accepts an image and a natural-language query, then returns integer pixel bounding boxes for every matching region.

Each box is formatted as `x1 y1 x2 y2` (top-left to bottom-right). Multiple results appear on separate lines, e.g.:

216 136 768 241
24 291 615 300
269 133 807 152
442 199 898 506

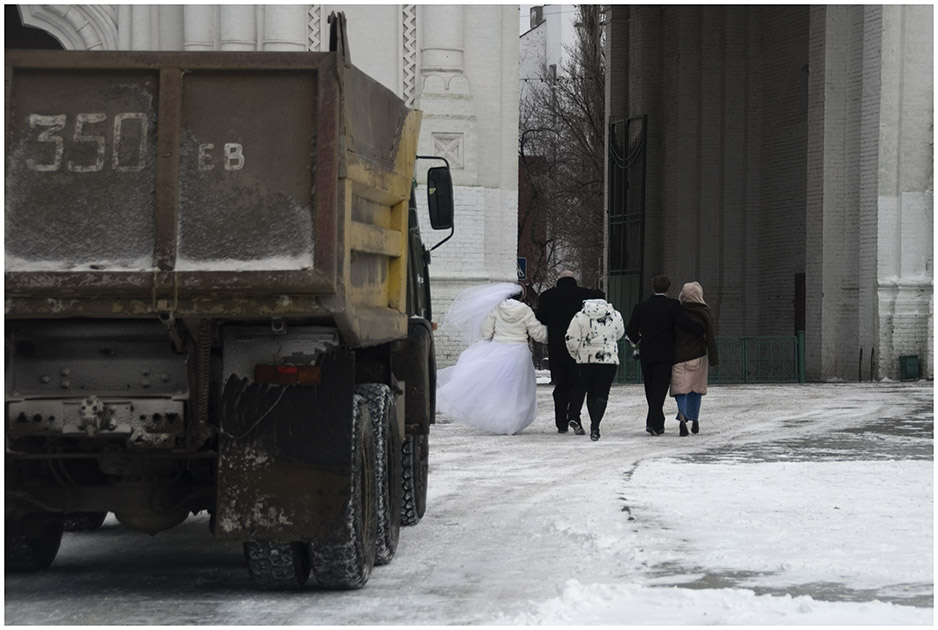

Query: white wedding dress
436 284 547 435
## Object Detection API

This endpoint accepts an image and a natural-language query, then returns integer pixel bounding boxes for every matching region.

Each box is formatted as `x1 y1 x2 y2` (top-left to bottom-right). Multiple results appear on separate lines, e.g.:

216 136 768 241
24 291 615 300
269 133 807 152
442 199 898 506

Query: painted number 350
26 113 149 173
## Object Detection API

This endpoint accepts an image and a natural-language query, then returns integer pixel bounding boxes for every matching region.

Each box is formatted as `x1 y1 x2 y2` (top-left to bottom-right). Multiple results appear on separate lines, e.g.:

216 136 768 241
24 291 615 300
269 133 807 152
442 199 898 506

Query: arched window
5 5 64 50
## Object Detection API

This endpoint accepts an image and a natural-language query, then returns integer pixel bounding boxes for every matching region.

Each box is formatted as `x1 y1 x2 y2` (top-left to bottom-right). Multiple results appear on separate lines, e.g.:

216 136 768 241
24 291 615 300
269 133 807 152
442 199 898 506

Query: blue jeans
674 392 702 422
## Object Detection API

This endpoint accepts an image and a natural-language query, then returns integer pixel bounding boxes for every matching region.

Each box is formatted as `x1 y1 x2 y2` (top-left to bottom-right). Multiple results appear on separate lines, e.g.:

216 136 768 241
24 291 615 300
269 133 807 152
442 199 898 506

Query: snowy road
4 381 933 625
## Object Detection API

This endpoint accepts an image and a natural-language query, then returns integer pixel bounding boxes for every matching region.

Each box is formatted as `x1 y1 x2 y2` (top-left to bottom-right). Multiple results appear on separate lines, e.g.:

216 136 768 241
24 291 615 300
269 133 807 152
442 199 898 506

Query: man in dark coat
625 275 704 436
536 270 601 434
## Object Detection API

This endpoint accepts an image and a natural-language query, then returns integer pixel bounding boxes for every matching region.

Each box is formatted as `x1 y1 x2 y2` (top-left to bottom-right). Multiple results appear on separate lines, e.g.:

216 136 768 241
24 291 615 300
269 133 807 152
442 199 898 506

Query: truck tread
309 394 377 589
243 540 311 590
401 433 428 526
355 383 402 566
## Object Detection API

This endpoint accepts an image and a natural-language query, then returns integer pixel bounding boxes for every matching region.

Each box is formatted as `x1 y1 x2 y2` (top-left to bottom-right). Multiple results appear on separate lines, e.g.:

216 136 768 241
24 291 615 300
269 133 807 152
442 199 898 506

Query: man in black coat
536 270 601 434
625 275 704 436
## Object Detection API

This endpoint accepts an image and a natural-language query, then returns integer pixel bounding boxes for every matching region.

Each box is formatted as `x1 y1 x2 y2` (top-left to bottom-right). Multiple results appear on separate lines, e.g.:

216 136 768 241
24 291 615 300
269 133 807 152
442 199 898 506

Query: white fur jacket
482 299 548 344
565 299 625 364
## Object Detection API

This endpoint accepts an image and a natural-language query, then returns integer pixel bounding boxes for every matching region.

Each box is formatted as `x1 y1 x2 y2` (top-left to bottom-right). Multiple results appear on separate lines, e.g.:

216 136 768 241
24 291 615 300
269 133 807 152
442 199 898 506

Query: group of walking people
435 272 718 439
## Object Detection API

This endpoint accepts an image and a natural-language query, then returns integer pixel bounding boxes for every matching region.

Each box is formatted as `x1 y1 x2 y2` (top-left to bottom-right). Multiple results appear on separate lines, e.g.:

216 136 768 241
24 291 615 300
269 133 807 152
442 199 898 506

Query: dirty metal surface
214 351 356 541
5 51 341 315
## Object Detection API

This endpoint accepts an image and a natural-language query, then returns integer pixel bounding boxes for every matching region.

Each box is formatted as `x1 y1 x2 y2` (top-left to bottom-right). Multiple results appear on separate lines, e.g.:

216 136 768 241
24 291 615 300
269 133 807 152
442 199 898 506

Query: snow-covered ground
428 379 933 625
4 380 933 625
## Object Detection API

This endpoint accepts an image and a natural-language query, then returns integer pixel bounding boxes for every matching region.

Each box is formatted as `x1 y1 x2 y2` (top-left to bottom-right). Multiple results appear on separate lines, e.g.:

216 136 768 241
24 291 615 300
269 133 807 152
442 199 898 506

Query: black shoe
557 427 568 433
645 426 661 436
590 428 600 441
691 420 699 434
569 420 586 436
679 420 689 437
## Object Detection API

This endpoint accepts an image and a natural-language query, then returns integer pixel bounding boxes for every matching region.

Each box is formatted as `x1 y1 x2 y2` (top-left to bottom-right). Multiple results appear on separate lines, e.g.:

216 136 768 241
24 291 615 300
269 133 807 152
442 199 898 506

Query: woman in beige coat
670 282 719 436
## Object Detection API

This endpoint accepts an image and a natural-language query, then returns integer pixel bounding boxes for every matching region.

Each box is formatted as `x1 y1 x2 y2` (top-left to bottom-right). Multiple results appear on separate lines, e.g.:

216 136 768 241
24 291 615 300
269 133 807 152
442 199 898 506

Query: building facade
10 4 521 367
605 5 933 381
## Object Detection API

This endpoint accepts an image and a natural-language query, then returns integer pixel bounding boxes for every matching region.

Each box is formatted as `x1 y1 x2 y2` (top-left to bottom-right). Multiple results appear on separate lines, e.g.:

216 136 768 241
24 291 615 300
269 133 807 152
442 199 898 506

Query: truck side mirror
427 166 454 230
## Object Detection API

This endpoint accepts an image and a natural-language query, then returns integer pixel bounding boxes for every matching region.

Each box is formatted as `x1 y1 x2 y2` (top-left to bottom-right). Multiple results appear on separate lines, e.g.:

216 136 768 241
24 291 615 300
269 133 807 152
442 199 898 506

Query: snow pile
498 455 933 625
504 580 931 625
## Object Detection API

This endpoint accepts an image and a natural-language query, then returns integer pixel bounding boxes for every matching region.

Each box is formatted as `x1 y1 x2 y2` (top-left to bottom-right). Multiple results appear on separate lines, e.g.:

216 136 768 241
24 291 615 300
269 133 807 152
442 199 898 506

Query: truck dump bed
5 50 419 345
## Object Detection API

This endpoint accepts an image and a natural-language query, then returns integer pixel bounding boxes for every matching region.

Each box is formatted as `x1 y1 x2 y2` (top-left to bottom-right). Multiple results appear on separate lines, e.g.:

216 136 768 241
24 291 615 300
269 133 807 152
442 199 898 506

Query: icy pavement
3 380 933 625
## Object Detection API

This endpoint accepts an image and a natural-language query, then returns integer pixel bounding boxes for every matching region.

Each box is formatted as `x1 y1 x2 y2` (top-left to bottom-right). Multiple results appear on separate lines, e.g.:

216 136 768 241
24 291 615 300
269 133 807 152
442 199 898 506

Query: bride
436 282 547 435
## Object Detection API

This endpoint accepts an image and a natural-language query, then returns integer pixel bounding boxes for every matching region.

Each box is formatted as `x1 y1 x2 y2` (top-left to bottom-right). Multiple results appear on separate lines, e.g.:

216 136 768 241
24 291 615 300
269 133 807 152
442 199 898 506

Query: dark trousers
550 354 586 430
640 360 672 433
577 363 618 429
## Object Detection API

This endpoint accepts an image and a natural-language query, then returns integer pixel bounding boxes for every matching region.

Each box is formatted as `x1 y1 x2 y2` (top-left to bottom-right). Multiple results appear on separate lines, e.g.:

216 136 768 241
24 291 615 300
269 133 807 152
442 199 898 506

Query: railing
615 332 806 384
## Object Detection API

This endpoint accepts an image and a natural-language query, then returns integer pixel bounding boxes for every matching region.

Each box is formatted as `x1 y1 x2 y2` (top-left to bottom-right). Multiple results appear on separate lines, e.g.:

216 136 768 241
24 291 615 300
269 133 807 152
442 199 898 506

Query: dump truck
4 14 454 590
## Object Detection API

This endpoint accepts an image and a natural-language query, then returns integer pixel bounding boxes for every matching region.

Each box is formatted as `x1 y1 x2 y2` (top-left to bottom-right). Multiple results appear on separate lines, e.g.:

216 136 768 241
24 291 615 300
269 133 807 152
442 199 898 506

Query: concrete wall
610 6 809 336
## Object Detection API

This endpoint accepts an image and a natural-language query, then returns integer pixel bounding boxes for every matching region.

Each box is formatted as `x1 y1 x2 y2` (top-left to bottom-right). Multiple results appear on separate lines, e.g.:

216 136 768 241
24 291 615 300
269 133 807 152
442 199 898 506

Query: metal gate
607 115 647 384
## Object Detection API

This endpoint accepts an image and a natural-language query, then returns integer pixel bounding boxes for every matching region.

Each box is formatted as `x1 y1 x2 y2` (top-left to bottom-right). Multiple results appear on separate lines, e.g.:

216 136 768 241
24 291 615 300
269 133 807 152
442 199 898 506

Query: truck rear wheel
401 433 428 526
63 511 108 532
310 394 377 589
5 513 64 573
355 384 402 566
243 541 311 590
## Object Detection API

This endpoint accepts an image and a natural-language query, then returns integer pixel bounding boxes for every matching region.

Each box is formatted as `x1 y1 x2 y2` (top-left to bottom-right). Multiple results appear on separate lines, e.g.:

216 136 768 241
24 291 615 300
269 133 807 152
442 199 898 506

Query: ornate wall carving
307 5 322 52
402 4 417 107
18 5 118 50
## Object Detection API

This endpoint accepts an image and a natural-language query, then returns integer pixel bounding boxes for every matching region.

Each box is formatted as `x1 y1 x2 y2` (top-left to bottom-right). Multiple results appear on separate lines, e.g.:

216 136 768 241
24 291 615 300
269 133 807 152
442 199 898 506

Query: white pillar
130 5 152 50
117 5 132 49
157 6 184 51
183 5 215 51
219 6 256 51
262 5 306 51
420 5 464 73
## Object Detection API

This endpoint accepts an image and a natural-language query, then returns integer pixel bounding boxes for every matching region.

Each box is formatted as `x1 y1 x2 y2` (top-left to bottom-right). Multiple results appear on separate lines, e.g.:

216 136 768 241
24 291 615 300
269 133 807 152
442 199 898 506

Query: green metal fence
616 332 806 384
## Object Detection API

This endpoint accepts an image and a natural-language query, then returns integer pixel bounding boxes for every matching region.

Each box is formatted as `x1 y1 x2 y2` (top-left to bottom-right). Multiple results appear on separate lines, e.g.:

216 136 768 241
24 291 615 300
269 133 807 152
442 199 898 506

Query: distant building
519 4 581 295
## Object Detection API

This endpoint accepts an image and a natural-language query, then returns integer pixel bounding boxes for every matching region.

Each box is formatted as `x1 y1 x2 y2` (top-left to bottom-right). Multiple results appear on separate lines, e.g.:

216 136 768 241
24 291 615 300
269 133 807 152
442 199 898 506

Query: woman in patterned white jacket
565 297 625 441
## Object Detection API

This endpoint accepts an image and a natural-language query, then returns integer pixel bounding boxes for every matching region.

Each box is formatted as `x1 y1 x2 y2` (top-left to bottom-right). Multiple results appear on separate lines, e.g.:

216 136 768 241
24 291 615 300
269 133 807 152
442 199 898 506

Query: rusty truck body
4 17 453 590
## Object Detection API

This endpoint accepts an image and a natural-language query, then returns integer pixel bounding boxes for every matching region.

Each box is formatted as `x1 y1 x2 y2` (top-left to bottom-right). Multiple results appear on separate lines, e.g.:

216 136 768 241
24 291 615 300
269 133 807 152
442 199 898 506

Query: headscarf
679 281 706 305
440 282 523 344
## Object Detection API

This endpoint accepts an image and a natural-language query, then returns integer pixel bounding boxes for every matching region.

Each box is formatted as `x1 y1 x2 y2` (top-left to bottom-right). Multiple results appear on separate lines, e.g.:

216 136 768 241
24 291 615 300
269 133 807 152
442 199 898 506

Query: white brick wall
416 184 519 366
874 5 934 380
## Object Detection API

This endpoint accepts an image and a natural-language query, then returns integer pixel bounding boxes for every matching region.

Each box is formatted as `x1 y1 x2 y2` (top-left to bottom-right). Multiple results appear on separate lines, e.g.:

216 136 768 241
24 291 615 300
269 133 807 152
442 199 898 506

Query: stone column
876 4 934 379
219 6 256 51
262 5 306 51
130 5 153 50
183 5 215 51
417 5 473 177
420 5 464 74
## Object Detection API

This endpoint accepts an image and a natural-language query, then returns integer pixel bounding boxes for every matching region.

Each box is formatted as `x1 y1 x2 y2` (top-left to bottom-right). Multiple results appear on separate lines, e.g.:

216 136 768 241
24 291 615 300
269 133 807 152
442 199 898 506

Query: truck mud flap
394 319 436 433
215 351 355 542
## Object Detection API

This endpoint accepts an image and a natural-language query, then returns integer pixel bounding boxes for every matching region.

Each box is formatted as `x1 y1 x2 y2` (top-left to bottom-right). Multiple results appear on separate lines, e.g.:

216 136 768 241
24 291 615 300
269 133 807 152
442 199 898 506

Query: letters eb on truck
4 14 454 590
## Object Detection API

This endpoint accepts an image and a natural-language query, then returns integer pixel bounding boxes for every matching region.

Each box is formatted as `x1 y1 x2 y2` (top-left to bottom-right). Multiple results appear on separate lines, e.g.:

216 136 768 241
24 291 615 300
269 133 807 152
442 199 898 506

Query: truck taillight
254 365 322 386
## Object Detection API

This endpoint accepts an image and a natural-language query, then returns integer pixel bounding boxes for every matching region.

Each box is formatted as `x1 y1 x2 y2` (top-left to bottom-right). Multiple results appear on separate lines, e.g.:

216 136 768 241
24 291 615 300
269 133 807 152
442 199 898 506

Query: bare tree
520 5 606 296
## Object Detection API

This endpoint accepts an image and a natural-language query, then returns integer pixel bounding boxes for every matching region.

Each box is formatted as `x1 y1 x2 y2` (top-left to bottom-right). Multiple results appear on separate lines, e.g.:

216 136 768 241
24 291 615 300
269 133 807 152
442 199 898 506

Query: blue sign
517 257 527 280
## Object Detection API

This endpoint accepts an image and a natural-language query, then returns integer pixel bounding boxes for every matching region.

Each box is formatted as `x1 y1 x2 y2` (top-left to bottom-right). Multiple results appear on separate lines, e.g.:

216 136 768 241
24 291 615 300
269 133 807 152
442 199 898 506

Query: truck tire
63 511 108 532
243 541 311 590
401 432 428 526
310 394 378 589
5 513 64 573
355 383 402 566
